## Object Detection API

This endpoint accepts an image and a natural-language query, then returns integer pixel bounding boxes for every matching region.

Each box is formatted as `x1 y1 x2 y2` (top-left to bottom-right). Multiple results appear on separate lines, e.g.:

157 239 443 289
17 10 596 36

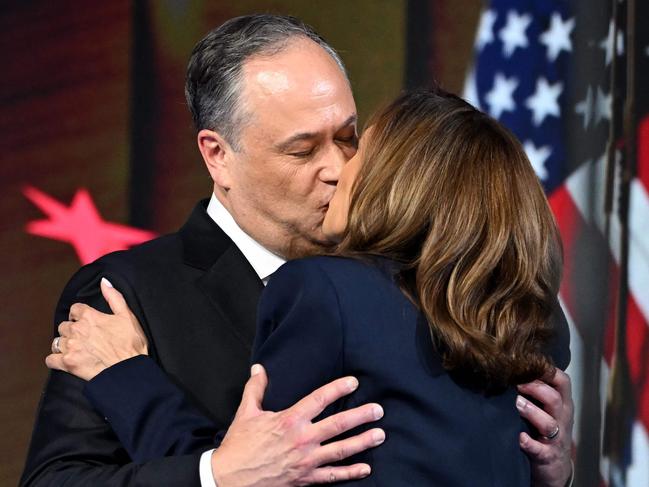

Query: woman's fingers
45 353 65 371
100 278 130 315
51 336 67 354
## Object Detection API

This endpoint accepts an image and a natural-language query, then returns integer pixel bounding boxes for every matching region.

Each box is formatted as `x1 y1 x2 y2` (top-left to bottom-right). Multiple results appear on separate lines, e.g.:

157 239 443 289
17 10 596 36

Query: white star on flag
595 86 612 124
498 10 532 57
476 10 498 50
485 73 519 119
600 19 624 66
575 85 594 130
523 140 551 180
539 13 575 62
525 77 563 126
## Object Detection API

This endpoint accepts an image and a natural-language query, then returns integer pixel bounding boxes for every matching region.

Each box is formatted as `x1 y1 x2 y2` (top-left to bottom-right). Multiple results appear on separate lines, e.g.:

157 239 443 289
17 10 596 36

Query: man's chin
284 234 335 259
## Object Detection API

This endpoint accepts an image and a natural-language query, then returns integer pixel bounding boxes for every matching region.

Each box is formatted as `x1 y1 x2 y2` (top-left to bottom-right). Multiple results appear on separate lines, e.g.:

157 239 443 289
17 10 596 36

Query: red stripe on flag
627 295 649 434
549 185 649 435
548 185 581 320
638 115 649 194
602 254 623 366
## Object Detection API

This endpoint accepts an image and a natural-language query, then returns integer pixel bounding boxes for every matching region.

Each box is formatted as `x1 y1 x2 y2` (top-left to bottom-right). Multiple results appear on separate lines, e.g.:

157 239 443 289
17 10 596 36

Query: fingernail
373 405 384 420
347 377 359 391
516 395 527 411
372 429 385 444
101 277 114 288
519 433 528 447
359 465 371 477
251 364 262 376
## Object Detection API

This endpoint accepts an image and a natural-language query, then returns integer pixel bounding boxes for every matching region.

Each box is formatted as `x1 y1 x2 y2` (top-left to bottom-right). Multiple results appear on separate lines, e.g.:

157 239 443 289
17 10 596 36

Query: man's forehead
239 51 355 142
254 70 292 95
243 58 346 101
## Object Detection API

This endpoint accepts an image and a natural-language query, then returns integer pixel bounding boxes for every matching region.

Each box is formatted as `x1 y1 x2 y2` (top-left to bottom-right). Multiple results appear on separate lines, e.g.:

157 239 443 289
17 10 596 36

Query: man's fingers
289 376 359 420
516 395 560 438
312 403 383 444
236 364 268 417
517 380 563 417
547 368 573 403
311 427 385 466
305 464 371 484
100 278 129 315
519 432 547 459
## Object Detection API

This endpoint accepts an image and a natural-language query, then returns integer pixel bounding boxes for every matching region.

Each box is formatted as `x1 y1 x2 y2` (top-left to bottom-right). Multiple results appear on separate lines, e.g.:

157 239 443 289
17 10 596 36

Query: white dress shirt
199 194 286 486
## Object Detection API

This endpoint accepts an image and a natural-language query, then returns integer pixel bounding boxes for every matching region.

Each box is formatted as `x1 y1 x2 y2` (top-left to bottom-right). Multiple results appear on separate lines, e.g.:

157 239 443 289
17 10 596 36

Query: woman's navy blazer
254 256 570 486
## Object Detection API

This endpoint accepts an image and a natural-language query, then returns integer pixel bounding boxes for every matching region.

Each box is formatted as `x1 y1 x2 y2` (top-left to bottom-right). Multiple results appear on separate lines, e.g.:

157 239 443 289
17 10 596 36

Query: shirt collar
206 194 285 284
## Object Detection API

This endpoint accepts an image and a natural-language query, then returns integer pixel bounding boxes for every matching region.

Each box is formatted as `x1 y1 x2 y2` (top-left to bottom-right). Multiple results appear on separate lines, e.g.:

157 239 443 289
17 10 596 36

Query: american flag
464 0 649 485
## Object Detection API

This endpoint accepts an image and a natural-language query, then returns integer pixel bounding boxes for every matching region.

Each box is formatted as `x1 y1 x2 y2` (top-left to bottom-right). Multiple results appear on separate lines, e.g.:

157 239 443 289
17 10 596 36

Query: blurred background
1 1 647 485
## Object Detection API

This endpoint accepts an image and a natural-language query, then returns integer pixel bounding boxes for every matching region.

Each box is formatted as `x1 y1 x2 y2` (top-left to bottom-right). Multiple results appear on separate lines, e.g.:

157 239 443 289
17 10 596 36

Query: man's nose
319 145 348 184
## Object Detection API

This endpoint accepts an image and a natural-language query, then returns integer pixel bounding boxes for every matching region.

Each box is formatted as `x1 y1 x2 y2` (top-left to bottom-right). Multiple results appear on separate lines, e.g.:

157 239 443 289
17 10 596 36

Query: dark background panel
0 3 133 483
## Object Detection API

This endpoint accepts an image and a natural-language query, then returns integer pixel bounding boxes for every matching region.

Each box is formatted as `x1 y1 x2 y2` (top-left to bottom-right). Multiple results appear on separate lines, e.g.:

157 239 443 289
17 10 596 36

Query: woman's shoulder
267 256 403 315
274 255 395 285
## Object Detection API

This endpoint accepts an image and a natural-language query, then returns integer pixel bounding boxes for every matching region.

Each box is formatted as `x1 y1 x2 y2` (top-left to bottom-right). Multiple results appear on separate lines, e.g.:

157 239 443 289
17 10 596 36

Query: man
23 14 574 487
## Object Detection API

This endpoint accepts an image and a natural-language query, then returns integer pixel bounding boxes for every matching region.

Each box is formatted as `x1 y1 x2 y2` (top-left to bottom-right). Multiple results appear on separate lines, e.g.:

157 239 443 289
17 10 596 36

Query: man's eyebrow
275 132 318 152
275 114 358 153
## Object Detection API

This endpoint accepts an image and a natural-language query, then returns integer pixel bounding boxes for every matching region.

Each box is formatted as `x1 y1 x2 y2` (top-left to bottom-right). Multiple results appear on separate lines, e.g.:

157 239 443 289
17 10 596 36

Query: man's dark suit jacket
80 256 571 486
21 200 260 486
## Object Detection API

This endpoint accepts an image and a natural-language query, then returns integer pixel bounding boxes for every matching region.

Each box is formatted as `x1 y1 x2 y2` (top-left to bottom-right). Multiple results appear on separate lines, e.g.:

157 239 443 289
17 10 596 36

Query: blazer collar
179 199 233 270
179 199 264 349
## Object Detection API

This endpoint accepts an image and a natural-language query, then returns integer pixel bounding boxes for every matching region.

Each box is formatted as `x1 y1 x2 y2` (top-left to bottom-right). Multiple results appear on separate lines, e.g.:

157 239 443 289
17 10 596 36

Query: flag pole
603 0 619 234
603 0 637 484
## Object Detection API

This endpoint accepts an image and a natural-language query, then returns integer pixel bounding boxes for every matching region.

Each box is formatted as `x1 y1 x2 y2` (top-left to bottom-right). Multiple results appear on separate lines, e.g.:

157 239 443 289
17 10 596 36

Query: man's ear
197 129 234 190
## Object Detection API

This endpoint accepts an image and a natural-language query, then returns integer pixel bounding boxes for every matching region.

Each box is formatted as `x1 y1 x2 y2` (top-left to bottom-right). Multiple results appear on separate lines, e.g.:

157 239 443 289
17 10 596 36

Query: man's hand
212 364 385 486
516 369 574 487
45 278 148 380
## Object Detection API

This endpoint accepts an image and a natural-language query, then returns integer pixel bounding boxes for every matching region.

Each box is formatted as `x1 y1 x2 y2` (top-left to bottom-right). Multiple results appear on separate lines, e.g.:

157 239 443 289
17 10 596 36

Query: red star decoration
24 186 158 265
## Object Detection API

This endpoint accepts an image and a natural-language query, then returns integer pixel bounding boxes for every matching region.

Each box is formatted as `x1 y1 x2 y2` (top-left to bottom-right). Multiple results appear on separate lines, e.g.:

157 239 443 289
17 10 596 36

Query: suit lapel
180 199 264 351
197 246 263 350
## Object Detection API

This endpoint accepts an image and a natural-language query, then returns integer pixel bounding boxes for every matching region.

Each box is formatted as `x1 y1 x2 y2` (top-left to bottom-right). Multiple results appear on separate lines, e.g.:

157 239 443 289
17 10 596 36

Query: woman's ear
197 129 234 190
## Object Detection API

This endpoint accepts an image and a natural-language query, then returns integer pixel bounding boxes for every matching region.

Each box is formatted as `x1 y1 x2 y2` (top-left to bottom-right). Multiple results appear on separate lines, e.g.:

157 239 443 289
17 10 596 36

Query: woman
51 88 570 485
248 88 567 484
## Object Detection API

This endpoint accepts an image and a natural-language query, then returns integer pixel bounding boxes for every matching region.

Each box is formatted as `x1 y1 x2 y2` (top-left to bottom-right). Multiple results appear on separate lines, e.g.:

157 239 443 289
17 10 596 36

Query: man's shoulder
96 232 183 273
61 232 184 299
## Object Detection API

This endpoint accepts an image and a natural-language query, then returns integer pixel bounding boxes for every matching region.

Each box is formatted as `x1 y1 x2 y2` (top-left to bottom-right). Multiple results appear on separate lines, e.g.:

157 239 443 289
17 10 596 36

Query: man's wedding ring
52 337 62 354
543 425 560 441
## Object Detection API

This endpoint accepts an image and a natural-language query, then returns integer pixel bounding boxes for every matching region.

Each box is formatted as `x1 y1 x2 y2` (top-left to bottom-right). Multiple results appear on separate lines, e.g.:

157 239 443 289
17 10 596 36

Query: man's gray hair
185 14 348 150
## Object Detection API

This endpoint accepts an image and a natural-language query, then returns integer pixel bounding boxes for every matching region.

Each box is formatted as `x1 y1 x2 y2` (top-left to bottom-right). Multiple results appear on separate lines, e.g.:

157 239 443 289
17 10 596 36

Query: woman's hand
46 278 148 381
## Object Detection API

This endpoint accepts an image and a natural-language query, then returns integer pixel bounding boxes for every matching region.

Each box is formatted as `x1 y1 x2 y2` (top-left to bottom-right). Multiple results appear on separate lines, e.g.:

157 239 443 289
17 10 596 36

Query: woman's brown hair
337 88 562 389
